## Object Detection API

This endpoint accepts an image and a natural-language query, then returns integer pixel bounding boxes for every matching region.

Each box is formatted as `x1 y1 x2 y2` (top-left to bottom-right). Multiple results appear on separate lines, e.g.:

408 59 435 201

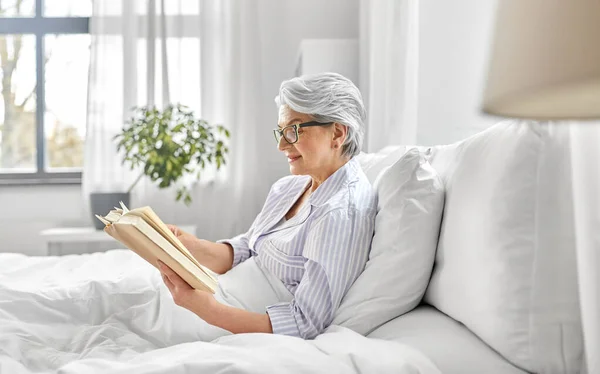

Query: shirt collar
307 157 360 207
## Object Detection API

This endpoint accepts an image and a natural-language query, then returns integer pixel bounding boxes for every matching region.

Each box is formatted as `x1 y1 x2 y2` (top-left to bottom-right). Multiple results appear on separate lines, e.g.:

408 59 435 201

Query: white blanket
0 250 440 374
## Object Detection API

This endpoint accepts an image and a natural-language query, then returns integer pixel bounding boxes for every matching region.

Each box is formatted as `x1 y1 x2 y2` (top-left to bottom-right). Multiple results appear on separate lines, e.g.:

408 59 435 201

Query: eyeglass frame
273 121 333 145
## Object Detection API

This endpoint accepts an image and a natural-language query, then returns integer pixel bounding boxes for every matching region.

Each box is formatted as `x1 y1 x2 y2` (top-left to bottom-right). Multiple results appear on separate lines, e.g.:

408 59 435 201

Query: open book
96 202 218 293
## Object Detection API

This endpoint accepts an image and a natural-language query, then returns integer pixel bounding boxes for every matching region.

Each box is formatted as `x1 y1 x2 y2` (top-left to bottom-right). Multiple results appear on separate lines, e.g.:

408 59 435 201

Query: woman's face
277 105 337 176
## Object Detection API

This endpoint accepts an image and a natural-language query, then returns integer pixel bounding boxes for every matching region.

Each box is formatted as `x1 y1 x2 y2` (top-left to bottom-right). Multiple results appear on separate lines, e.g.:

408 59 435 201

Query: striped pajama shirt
218 157 377 339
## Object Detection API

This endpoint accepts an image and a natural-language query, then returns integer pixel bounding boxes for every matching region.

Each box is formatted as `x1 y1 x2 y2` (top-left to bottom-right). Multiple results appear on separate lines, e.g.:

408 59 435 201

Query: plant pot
90 192 131 230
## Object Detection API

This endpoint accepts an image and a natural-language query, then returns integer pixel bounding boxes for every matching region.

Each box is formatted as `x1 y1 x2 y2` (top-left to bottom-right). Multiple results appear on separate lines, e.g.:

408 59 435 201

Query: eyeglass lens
283 126 297 143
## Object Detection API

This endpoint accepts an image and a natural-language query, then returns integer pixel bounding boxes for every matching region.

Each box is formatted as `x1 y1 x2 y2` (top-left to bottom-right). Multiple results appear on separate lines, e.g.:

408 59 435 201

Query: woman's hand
157 260 273 334
166 224 201 253
157 260 217 317
166 224 234 274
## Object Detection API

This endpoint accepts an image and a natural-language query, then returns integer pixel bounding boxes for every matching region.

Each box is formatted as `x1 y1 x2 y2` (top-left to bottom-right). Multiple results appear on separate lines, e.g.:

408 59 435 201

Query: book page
125 206 217 282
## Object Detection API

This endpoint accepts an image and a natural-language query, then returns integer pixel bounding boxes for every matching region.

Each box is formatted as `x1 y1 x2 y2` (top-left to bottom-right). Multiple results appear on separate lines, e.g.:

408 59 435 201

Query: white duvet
0 250 439 374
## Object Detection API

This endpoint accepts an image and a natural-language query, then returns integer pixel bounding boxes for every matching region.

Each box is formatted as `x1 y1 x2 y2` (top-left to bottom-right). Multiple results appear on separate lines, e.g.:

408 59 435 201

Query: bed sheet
0 250 440 374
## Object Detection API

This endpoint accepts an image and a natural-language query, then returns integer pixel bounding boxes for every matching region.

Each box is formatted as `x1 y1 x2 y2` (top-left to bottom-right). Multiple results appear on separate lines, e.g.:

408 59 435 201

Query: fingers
166 224 180 236
157 260 174 276
159 262 176 292
162 272 174 291
157 260 189 289
157 261 195 308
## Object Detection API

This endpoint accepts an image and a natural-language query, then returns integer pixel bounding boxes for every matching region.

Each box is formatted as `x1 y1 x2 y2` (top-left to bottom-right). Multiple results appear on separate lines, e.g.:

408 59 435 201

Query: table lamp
482 1 600 373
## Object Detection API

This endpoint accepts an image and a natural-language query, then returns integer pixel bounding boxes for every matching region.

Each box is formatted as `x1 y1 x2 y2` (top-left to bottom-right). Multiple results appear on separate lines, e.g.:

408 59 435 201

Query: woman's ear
332 123 347 148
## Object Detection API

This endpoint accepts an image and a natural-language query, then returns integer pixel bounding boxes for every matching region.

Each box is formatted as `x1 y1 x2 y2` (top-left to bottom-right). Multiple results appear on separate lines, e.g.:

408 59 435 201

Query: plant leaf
116 103 230 205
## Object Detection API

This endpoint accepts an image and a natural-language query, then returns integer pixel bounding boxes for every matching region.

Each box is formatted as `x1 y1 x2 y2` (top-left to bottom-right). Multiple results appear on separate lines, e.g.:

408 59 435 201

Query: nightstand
40 225 197 256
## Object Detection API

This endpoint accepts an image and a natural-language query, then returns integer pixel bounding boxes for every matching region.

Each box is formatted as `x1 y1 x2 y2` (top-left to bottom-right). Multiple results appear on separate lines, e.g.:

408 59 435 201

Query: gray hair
274 72 366 158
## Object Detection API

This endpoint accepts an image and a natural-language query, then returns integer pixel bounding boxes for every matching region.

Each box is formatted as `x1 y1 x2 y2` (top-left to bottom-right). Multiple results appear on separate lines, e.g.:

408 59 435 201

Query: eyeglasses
273 121 333 145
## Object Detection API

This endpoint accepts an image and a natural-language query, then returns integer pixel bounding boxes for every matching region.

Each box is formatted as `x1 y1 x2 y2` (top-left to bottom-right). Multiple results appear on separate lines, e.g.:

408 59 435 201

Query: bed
0 250 439 374
367 306 527 374
1 120 585 374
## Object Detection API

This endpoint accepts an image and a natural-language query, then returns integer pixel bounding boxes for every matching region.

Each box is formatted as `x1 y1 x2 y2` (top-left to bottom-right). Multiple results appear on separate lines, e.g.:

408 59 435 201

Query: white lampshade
482 0 600 120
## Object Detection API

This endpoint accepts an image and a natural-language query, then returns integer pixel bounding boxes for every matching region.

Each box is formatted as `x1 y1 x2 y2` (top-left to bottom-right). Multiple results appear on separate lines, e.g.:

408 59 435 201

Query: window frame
0 0 89 185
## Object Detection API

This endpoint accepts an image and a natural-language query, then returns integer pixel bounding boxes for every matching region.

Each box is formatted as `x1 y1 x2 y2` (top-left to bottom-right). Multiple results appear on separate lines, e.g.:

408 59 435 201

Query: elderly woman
159 72 377 340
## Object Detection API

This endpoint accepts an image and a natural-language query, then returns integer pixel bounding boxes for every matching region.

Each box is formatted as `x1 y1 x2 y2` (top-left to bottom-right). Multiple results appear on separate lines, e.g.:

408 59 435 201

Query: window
0 0 91 184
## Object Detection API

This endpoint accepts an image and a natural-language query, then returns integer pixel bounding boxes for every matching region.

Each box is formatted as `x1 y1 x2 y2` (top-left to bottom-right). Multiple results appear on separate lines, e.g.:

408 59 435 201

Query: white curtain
83 0 265 240
359 0 419 152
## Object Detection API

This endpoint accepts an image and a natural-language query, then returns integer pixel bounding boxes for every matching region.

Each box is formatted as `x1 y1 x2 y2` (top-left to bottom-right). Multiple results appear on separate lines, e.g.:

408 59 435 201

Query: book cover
96 202 218 293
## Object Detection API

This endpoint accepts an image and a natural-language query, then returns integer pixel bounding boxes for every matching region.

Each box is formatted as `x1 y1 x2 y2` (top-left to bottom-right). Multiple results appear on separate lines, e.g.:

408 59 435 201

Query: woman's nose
277 136 289 151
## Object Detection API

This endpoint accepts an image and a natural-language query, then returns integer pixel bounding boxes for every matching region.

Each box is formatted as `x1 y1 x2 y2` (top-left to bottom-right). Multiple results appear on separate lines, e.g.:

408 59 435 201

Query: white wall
417 0 501 146
0 0 360 256
2 0 503 255
257 0 360 178
0 185 87 256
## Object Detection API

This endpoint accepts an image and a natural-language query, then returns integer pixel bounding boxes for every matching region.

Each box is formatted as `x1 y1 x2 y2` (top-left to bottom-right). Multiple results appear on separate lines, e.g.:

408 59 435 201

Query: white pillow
355 145 431 184
355 146 408 183
425 121 583 373
333 148 444 335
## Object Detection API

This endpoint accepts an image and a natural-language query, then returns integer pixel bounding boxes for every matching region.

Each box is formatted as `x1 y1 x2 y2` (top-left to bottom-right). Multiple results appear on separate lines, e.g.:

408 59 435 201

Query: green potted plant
90 104 230 229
